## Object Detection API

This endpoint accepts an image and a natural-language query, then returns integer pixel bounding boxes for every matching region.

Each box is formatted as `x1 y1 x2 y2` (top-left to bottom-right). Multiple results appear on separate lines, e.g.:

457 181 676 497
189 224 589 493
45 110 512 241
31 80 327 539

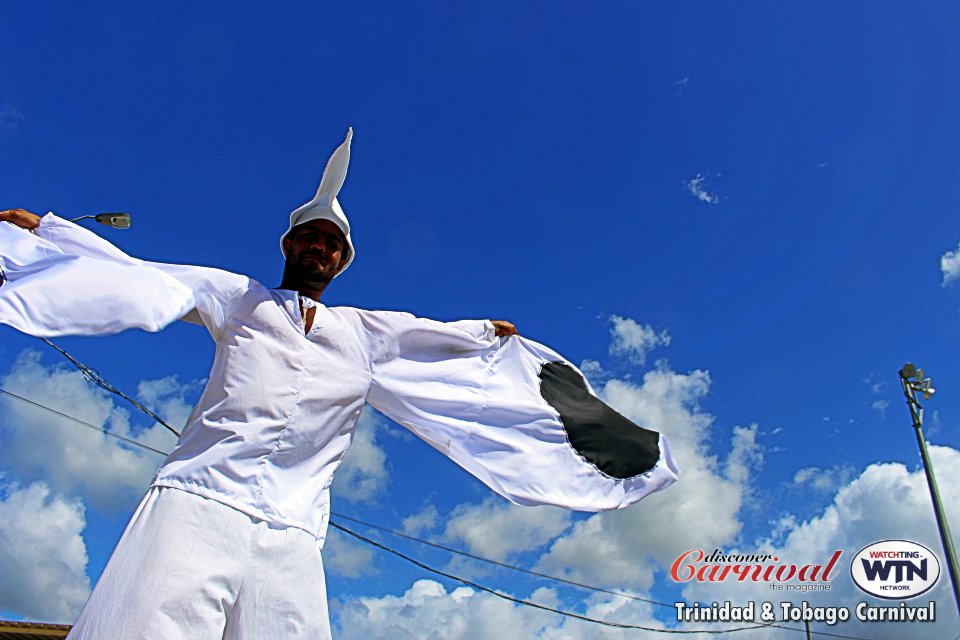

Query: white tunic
154 278 495 540
0 215 680 542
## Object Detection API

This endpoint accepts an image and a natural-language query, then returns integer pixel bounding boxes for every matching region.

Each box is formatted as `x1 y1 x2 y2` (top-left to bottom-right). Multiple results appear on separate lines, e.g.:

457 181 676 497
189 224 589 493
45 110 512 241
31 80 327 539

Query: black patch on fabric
539 361 661 479
0 265 5 287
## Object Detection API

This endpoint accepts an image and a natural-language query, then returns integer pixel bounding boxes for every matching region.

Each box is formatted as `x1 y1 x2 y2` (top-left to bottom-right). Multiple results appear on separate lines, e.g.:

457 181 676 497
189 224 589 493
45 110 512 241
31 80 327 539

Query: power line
39 338 180 437
330 513 877 640
0 383 877 640
330 520 770 634
331 510 671 607
0 388 169 456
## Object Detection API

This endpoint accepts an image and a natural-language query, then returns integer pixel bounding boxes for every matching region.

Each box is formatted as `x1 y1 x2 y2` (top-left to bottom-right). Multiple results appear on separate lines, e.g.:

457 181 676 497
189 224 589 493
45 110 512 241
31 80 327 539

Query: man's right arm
0 208 42 229
4 208 150 267
1 208 248 339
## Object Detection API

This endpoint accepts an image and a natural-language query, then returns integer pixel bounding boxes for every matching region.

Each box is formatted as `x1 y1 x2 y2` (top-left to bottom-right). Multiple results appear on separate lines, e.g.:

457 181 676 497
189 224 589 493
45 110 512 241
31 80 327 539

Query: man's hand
0 209 42 230
492 320 518 337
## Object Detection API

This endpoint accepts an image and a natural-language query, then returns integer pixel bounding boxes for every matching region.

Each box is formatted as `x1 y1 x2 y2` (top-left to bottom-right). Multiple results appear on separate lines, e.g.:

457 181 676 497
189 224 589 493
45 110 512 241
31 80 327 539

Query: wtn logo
851 540 940 599
861 558 928 583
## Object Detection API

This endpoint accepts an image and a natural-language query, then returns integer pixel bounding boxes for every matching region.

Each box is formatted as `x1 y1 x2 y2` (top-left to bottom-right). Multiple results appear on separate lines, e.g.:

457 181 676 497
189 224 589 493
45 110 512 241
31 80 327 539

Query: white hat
281 128 355 276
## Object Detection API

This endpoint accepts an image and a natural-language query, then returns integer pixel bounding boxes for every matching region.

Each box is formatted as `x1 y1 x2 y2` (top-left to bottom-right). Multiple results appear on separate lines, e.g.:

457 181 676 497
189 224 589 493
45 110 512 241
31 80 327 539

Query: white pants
68 487 331 639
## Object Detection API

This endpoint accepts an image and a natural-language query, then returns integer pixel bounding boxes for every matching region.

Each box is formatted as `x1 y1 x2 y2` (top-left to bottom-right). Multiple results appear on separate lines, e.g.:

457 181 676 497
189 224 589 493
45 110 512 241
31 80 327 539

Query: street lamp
69 212 132 229
899 363 960 617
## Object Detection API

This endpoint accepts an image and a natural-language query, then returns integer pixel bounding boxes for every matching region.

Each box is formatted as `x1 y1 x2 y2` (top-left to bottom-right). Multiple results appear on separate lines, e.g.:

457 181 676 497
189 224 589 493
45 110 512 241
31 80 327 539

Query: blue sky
3 2 960 637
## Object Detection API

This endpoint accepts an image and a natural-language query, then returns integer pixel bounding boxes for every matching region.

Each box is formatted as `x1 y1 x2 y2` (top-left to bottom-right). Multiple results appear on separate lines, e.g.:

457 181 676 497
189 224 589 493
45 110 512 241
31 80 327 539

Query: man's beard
284 254 336 291
300 267 334 290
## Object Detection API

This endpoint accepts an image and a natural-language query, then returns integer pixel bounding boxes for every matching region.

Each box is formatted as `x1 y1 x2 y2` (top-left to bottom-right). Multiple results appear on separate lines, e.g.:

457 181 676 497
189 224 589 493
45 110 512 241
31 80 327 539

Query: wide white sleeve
0 214 248 339
364 312 680 512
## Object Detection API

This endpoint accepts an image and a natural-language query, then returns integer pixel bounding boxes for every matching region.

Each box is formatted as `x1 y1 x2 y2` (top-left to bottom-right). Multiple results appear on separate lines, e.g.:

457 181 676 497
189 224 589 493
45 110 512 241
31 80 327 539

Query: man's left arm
362 311 679 512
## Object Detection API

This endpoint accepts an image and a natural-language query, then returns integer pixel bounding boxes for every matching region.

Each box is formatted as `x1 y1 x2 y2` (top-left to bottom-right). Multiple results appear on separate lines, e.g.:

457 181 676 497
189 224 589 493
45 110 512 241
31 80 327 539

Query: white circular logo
850 540 940 599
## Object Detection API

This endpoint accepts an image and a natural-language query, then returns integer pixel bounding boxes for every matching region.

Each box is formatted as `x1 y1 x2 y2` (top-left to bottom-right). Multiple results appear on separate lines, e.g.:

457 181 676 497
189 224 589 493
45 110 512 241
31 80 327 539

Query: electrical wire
330 510 670 607
0 388 169 456
39 338 180 437
330 514 878 640
0 384 878 639
329 520 769 634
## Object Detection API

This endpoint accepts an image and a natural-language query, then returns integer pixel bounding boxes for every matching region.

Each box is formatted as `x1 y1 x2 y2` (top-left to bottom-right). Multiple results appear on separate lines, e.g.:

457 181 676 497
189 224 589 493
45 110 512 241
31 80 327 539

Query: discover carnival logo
671 548 842 591
850 540 941 599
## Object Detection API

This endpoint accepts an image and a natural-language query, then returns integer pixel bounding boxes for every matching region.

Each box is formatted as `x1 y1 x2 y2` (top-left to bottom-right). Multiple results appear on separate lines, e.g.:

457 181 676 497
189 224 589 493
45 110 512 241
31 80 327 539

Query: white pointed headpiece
281 128 355 276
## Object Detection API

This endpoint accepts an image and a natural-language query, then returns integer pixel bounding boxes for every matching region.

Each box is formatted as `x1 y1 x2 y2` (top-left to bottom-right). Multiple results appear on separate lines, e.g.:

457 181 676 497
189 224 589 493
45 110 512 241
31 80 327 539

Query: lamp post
898 363 960 617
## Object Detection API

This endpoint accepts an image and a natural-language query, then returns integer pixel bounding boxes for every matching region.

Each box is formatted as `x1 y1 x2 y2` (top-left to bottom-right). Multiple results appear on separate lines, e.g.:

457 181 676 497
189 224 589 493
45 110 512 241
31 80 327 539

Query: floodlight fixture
899 363 917 379
70 212 132 229
899 362 935 399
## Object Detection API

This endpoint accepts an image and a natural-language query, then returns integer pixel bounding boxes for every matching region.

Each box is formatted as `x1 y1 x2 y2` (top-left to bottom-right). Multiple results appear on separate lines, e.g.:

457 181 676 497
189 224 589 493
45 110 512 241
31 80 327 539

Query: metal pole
804 619 812 640
900 375 960 617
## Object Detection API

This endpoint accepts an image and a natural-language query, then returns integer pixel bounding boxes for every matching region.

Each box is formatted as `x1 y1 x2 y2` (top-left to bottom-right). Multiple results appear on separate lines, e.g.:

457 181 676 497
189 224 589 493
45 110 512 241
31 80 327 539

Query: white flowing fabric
368 323 680 509
0 222 196 335
0 215 679 523
3 214 679 638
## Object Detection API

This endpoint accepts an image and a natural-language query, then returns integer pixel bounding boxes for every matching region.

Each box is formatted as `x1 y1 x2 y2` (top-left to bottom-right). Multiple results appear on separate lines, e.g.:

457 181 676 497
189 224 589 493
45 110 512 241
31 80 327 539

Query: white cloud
928 409 944 438
323 526 378 579
792 464 856 493
673 77 689 97
0 103 25 131
402 504 440 536
335 579 548 640
134 374 203 450
333 580 666 640
443 497 573 562
137 374 201 423
940 243 960 285
865 377 892 419
608 316 670 365
535 361 756 591
871 398 890 418
332 408 391 503
725 424 763 486
0 350 179 512
685 174 720 204
578 358 604 384
0 480 90 622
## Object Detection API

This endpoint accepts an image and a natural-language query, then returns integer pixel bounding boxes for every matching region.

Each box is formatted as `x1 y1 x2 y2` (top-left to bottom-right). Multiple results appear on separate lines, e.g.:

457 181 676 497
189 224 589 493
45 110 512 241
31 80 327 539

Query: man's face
282 219 349 288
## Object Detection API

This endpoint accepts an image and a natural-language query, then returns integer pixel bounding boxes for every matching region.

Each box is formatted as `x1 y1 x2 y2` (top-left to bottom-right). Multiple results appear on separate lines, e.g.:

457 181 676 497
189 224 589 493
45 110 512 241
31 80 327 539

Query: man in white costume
0 130 680 639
